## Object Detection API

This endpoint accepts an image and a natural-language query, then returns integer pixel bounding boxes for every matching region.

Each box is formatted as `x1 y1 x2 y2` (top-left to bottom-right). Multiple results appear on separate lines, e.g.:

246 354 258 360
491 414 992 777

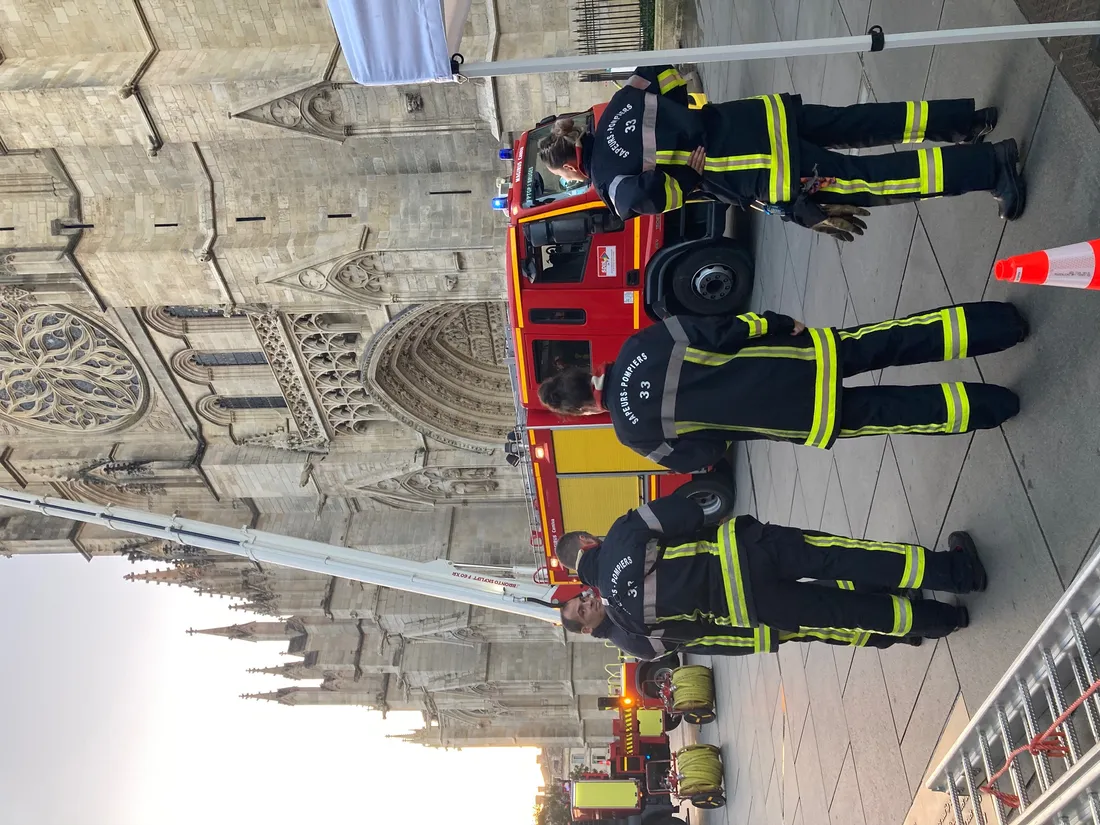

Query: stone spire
124 567 199 586
185 621 290 641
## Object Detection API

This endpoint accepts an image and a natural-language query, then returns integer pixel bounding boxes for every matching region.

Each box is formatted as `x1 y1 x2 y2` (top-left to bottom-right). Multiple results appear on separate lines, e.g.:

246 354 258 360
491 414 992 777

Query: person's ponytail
537 117 585 172
537 366 596 415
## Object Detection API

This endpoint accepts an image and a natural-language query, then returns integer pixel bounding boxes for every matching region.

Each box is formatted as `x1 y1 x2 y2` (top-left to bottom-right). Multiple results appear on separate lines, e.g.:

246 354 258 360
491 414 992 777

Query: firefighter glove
811 204 870 243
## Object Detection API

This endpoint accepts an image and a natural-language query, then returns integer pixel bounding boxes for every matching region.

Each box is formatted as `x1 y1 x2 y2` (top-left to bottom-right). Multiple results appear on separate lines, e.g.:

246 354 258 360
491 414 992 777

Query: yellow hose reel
675 743 726 809
669 665 717 725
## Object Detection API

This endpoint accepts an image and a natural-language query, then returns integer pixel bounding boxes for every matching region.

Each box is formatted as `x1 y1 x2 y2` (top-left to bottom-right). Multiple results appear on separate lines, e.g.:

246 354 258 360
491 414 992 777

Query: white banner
326 0 472 85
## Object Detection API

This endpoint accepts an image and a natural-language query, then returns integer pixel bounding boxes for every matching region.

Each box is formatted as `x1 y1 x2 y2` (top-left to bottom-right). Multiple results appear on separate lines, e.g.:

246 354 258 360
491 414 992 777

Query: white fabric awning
325 0 472 85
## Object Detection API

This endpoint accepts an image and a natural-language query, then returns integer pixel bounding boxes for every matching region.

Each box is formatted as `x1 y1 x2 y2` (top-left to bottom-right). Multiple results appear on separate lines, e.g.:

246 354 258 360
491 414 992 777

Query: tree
533 784 571 825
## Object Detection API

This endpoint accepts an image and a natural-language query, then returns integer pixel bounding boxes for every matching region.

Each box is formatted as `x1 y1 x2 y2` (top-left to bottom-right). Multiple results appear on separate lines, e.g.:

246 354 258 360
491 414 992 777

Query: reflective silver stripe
637 503 663 532
646 442 674 463
626 74 650 90
892 596 913 636
642 572 658 623
900 548 919 589
720 521 748 626
945 382 965 433
608 174 631 219
661 317 688 440
641 92 658 172
649 628 667 655
770 95 788 201
755 625 772 652
945 308 963 359
644 539 661 568
807 329 837 448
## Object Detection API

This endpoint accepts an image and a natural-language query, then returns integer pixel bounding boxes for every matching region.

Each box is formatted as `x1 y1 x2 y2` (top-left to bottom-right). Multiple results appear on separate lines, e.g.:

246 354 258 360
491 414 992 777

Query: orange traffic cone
995 239 1100 290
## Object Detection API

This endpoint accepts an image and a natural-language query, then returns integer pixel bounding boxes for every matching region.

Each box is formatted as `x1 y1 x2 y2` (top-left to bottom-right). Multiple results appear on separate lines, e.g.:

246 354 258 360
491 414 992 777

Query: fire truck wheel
670 246 753 315
674 474 735 525
690 792 726 809
636 655 679 698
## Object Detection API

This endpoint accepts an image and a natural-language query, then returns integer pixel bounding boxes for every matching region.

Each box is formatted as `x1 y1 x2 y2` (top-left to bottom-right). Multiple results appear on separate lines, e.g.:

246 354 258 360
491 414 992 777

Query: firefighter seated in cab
537 302 1027 474
536 64 1025 242
557 492 986 659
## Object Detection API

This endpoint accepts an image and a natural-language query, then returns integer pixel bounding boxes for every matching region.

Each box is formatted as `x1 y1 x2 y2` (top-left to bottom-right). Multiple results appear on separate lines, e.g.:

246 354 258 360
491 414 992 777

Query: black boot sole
993 139 1026 221
1010 303 1030 343
949 530 987 592
956 605 971 629
966 107 999 143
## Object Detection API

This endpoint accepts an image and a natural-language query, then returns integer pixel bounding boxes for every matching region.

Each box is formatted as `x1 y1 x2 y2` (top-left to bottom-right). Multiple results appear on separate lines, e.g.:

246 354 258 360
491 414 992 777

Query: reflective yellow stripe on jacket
717 518 752 628
657 68 687 94
655 95 793 201
806 328 839 449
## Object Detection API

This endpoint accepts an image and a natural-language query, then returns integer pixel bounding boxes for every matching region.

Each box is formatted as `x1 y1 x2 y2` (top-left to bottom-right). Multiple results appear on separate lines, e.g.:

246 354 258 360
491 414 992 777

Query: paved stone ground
675 1 1100 824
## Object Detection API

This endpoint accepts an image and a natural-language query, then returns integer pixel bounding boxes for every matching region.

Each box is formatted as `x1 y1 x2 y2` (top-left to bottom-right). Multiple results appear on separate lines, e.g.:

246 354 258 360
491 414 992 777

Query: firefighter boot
992 139 1026 221
948 531 988 592
955 605 970 629
1011 303 1031 343
963 107 999 143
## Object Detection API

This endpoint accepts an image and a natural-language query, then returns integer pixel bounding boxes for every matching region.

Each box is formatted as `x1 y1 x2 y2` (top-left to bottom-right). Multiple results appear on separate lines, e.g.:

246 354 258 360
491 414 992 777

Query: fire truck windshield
522 115 594 209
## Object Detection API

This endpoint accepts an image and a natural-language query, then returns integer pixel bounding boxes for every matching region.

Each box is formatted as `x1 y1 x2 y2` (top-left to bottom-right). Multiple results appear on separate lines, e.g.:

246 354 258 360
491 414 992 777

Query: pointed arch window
192 351 268 367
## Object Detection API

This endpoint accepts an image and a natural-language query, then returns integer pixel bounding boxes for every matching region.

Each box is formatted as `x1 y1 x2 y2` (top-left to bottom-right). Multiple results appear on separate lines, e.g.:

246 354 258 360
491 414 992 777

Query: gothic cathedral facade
0 0 656 748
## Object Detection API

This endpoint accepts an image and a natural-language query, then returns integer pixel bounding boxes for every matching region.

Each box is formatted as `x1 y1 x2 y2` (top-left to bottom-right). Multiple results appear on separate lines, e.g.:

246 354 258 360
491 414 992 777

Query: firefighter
536 302 1026 474
536 64 1025 242
557 493 981 660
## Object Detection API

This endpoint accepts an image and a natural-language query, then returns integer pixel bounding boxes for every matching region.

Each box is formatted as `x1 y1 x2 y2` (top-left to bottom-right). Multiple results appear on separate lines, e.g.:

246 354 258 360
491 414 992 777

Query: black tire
640 809 686 825
671 244 754 315
637 654 680 699
675 473 735 525
681 708 717 725
690 792 726 810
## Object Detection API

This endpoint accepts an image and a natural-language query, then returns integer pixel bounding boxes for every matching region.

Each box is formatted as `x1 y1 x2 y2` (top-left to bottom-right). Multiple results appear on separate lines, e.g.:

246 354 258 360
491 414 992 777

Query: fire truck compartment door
551 428 665 473
571 779 641 811
637 709 664 737
558 476 641 537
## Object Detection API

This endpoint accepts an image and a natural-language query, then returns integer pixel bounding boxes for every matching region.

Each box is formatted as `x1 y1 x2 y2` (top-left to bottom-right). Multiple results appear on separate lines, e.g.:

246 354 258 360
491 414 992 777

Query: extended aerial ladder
0 487 579 624
928 543 1100 825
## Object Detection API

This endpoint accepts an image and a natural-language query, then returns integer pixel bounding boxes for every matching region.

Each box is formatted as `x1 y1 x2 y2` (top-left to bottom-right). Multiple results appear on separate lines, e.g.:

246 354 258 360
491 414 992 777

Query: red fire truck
498 99 755 594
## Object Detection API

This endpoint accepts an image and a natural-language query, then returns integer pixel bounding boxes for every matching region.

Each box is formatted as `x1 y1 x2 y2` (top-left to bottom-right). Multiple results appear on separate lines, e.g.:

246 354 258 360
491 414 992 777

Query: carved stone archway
361 303 513 453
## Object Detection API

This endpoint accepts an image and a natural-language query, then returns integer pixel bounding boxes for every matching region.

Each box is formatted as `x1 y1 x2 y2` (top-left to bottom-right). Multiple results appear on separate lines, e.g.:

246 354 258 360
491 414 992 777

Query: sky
0 552 545 825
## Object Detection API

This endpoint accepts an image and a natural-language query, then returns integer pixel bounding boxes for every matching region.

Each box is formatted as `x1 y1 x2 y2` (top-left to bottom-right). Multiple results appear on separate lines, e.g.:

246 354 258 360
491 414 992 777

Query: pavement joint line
928 430 975 551
998 424 1063 589
982 62 1056 305
834 433 888 539
896 638 945 744
912 208 961 306
884 435 921 553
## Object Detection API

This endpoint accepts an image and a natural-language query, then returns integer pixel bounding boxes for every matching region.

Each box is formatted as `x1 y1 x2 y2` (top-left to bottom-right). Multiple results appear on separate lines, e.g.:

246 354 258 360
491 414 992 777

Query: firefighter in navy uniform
536 302 1027 474
536 64 1025 241
556 493 984 660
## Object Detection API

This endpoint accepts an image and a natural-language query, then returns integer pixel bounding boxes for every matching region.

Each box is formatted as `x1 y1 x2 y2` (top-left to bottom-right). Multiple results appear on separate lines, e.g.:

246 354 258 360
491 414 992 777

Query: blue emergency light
498 148 513 160
491 197 508 211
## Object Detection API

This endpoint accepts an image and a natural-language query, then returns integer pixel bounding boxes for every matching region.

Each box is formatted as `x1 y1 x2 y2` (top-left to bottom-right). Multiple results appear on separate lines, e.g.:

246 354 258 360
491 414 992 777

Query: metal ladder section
928 544 1100 825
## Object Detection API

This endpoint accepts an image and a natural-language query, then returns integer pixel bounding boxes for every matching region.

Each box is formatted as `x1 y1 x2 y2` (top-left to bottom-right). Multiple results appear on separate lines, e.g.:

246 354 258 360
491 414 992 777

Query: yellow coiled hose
669 665 715 714
675 744 724 796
